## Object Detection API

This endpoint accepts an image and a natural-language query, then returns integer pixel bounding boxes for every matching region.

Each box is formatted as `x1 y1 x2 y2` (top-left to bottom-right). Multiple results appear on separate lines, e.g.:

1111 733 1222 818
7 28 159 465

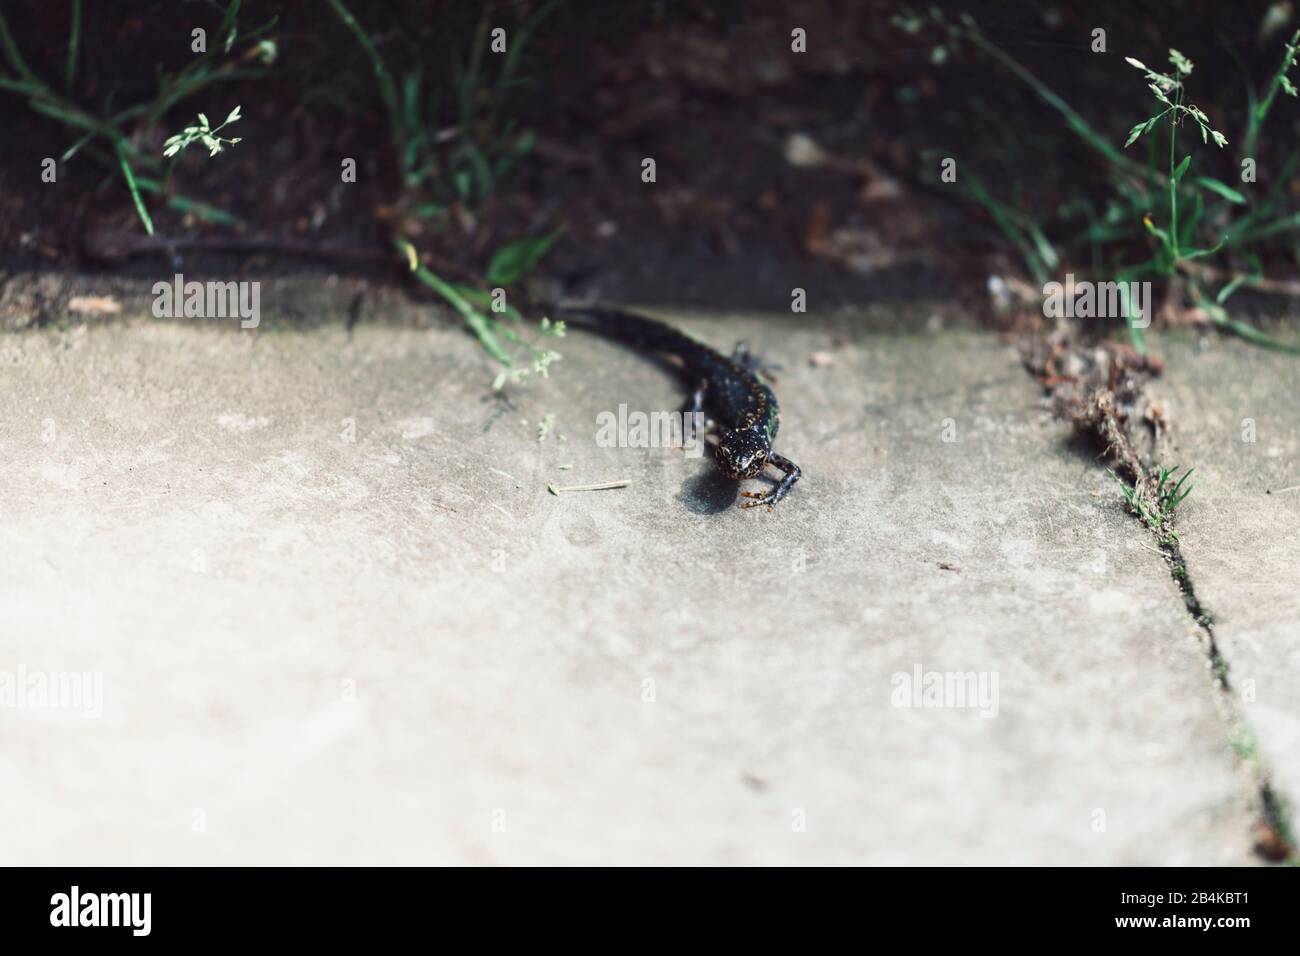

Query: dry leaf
68 296 121 315
808 351 835 368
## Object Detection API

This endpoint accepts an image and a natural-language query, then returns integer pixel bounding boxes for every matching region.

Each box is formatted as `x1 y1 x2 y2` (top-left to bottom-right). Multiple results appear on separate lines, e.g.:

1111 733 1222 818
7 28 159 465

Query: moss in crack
1258 784 1298 864
1232 725 1299 863
1160 536 1223 676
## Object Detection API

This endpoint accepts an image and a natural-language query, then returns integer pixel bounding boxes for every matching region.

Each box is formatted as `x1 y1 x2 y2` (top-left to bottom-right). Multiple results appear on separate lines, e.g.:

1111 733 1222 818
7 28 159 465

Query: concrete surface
1157 334 1300 817
0 304 1270 864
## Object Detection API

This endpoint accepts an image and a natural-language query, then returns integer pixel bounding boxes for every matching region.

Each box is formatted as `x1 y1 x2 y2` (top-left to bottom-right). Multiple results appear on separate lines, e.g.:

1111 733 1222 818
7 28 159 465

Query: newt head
715 426 770 480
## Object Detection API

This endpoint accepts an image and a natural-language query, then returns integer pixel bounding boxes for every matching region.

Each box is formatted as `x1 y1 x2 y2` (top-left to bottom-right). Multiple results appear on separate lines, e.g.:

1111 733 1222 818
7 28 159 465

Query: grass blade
59 127 95 162
1197 290 1300 354
0 9 38 83
396 239 510 365
65 0 81 93
114 139 154 236
324 0 404 171
1196 176 1246 204
133 176 244 227
217 0 242 51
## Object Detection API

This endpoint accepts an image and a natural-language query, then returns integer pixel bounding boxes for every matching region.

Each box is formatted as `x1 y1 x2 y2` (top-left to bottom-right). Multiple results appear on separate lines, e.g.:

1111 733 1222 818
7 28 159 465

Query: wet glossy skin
715 425 771 480
553 304 802 509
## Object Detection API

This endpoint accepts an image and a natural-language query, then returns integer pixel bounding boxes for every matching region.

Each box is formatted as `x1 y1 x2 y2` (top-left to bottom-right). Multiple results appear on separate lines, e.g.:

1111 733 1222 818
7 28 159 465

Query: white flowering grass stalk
163 105 242 158
1122 52 1227 259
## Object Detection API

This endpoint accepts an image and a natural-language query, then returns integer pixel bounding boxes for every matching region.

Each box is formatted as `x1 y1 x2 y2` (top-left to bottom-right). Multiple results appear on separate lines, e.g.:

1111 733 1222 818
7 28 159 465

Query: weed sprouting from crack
1107 463 1195 546
898 8 1300 355
1109 458 1296 862
1031 326 1297 862
1098 436 1296 860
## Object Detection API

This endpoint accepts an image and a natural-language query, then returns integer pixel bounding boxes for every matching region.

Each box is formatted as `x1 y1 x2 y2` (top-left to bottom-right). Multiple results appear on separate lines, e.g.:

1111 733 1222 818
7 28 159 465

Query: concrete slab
1156 333 1300 818
0 305 1260 864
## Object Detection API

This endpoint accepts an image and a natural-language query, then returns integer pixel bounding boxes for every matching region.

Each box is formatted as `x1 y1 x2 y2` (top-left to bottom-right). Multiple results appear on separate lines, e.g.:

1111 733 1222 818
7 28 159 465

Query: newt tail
546 303 802 509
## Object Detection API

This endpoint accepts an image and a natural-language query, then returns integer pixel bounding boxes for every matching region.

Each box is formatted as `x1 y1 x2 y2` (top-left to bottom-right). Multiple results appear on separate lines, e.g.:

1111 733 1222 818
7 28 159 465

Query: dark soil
3 0 1300 316
1 0 957 310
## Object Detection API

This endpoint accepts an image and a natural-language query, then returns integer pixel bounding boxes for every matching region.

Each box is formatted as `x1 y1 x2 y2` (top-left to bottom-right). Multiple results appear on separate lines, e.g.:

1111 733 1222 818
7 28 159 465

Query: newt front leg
739 451 802 511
